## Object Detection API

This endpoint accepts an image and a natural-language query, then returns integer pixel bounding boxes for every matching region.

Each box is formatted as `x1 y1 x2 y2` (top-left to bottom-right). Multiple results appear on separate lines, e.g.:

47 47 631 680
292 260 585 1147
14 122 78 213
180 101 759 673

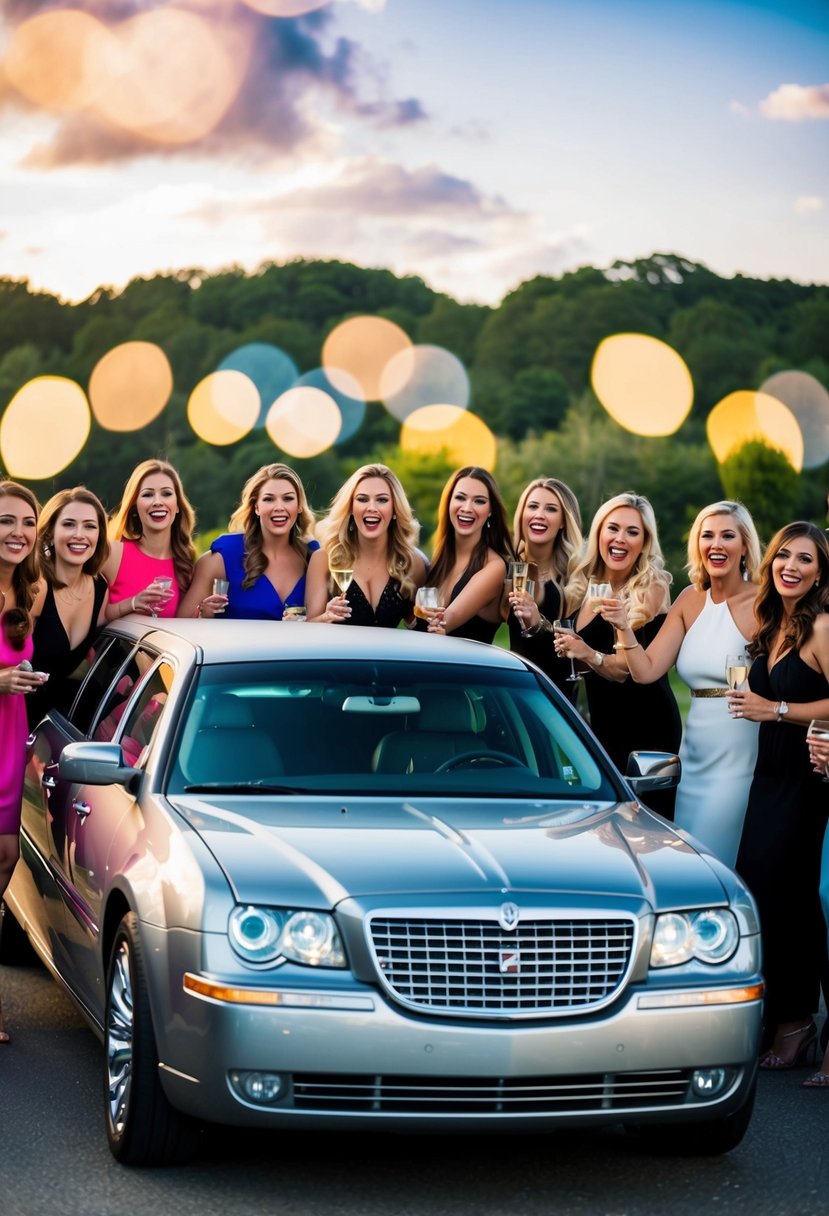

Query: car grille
368 915 636 1018
292 1070 692 1113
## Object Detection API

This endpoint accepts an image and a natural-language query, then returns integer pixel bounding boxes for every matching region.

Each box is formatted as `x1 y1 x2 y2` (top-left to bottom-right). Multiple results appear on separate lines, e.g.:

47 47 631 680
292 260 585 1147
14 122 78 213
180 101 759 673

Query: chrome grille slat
369 916 636 1017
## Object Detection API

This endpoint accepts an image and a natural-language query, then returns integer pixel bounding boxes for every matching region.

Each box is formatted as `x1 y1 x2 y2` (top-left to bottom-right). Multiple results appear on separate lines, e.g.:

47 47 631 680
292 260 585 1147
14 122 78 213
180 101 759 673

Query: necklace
56 578 89 605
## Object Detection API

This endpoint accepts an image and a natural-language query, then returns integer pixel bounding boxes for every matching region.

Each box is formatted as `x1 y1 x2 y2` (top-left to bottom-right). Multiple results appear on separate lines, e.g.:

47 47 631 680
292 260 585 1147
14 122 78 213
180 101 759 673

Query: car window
91 647 159 744
70 637 135 735
118 662 174 769
168 659 620 801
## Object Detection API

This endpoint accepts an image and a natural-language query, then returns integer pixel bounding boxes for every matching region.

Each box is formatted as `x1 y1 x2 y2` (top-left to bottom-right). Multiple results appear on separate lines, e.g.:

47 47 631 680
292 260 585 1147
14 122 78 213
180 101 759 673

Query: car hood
170 795 728 911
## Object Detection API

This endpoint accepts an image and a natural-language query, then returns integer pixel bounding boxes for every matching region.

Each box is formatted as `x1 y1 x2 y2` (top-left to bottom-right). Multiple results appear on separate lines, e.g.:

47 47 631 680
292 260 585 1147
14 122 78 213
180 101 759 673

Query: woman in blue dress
179 463 317 620
306 464 426 626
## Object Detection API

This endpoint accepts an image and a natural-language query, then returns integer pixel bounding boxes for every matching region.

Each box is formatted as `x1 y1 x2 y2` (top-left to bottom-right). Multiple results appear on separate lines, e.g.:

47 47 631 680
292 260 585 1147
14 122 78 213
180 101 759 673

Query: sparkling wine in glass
509 560 529 594
150 576 173 618
519 579 536 637
725 653 750 691
807 719 829 783
554 618 582 682
414 586 444 620
588 581 612 613
330 568 354 595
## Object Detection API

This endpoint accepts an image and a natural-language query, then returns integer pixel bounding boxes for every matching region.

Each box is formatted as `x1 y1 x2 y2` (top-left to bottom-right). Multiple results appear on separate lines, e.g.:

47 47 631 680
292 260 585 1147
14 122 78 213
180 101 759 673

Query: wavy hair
108 459 196 592
316 464 422 598
428 467 515 589
512 477 582 591
228 463 315 590
566 491 670 627
749 521 829 660
0 480 40 649
39 487 109 587
686 499 761 591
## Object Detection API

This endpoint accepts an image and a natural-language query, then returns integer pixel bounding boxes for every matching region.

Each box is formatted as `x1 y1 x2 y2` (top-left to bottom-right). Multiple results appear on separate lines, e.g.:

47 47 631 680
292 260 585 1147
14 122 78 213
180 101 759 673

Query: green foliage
719 441 799 545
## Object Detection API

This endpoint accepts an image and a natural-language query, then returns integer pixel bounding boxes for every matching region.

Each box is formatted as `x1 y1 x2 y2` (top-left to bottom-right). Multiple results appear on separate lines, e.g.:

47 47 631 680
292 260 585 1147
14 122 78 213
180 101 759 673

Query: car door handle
73 801 91 821
42 774 57 789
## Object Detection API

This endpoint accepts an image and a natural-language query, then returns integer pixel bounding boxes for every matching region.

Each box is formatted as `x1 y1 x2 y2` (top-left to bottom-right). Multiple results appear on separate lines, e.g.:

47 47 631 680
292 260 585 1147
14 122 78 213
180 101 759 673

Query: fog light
691 1068 728 1097
230 1070 285 1105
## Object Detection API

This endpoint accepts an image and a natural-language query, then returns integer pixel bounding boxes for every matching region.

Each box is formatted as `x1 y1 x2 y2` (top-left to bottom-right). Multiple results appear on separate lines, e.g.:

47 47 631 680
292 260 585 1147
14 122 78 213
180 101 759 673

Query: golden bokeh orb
706 390 803 471
1 377 91 479
89 342 173 431
265 387 342 458
401 405 497 471
187 371 260 445
322 316 412 402
591 333 694 436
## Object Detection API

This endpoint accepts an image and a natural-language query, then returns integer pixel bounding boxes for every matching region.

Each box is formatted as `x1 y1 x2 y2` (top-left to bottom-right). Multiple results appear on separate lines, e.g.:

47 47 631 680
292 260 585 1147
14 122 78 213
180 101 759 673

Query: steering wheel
435 750 527 772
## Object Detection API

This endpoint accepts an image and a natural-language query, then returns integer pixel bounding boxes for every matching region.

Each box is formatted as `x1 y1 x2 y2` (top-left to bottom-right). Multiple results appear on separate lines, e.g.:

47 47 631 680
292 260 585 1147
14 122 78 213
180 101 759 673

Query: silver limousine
2 620 762 1164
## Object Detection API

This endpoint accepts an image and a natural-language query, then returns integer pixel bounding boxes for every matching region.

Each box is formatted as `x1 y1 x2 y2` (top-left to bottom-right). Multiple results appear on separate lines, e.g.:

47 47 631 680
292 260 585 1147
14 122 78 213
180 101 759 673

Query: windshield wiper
181 781 307 794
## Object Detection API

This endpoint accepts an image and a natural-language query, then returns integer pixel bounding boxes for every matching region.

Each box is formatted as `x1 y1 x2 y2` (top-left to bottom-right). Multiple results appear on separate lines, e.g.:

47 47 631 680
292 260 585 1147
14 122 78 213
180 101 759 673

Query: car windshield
167 659 621 801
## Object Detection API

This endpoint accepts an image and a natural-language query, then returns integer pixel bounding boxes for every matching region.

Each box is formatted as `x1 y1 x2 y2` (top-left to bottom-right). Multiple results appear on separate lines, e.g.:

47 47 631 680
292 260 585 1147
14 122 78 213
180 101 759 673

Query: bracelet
613 640 640 650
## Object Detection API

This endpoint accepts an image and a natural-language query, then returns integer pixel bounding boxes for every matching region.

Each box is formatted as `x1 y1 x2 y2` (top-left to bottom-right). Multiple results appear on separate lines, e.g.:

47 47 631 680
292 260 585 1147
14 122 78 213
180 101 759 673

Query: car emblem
498 902 520 931
499 949 520 974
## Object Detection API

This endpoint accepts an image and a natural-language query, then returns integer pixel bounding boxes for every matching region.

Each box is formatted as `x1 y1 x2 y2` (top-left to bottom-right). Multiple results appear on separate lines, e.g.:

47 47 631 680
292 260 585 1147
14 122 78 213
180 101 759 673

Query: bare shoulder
100 538 123 583
673 584 705 623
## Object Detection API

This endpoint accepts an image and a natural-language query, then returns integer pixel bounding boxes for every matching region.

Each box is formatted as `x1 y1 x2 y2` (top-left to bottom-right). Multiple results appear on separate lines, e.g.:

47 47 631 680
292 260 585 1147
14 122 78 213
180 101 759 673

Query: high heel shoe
802 1070 829 1088
759 1020 817 1069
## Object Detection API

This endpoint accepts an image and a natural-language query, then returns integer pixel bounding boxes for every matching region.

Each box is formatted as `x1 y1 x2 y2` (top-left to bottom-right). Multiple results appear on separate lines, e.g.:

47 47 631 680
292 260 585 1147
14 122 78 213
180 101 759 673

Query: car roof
106 619 530 672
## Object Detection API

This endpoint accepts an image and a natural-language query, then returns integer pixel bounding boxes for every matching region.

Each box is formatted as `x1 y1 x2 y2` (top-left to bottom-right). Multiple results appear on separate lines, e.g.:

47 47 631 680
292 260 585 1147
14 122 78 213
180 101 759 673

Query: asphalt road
1 958 828 1216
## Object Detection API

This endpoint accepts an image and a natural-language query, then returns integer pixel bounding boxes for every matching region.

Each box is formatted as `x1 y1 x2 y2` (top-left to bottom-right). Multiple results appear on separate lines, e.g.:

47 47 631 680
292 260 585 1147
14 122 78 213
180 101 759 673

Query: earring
348 515 356 536
42 543 51 557
392 514 397 521
740 555 748 582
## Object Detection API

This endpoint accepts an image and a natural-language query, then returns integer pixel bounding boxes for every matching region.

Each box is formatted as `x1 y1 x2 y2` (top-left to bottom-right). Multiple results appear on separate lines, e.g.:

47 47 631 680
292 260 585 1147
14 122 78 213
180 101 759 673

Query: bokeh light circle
706 390 804 471
295 368 366 443
265 387 342 458
591 334 694 436
759 370 829 470
5 10 111 113
380 345 470 422
187 371 260 445
89 341 173 431
401 406 497 471
239 1 331 16
322 316 412 402
0 377 90 479
217 343 298 426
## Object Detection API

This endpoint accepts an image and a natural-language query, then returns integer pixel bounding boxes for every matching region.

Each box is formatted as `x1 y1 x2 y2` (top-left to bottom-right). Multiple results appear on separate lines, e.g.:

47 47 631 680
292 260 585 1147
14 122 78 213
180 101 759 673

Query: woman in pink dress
0 481 46 1044
102 460 196 619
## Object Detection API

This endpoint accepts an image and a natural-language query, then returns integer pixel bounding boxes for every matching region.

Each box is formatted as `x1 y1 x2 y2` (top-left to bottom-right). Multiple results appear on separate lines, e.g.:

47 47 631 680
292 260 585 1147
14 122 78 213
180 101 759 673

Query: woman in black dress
506 477 582 696
28 487 109 727
728 521 829 1070
554 492 681 814
423 467 514 643
306 464 426 626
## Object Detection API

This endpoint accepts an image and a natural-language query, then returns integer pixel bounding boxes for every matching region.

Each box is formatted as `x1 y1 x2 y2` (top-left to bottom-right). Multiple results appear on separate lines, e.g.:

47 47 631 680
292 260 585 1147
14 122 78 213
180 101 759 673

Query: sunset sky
1 0 827 305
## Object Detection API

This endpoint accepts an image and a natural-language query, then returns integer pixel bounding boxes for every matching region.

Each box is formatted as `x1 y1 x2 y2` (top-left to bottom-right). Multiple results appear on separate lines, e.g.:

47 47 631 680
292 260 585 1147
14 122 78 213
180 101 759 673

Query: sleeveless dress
108 540 181 617
736 651 829 1028
578 612 681 818
447 561 507 644
341 577 413 628
210 534 319 620
674 591 758 866
507 580 575 699
0 617 33 834
27 577 107 727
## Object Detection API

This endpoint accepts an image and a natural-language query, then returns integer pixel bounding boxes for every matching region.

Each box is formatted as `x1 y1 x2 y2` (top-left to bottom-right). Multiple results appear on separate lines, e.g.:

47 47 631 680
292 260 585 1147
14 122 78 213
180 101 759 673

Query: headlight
650 908 739 968
228 906 346 968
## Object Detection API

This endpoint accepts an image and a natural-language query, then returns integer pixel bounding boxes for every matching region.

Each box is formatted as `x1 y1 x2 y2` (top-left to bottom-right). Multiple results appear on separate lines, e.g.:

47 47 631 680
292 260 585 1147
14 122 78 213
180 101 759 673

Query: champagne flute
519 579 536 637
508 560 529 594
414 586 445 620
807 719 829 783
330 568 354 595
212 577 230 615
554 618 583 682
588 581 612 612
725 653 750 691
150 576 173 619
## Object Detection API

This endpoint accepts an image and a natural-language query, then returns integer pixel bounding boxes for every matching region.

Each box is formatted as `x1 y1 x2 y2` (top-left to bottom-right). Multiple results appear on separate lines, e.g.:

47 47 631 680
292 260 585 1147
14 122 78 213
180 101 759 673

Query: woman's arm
556 583 671 684
728 615 829 725
431 554 505 634
305 549 350 622
598 586 697 684
177 551 227 619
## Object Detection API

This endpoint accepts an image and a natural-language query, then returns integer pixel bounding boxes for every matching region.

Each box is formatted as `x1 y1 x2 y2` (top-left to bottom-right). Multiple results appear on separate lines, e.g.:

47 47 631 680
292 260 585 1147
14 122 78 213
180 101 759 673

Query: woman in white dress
599 500 761 867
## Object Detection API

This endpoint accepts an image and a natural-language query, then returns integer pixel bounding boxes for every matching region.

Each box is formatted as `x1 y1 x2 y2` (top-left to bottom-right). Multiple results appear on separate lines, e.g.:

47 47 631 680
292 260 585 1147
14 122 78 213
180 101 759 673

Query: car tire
104 912 199 1165
0 900 36 965
627 1078 756 1156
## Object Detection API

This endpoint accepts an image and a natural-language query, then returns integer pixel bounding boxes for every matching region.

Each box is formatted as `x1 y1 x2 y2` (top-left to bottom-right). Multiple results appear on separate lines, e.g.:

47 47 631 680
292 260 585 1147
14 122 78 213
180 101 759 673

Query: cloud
402 230 485 258
759 82 829 121
2 2 428 166
795 195 824 215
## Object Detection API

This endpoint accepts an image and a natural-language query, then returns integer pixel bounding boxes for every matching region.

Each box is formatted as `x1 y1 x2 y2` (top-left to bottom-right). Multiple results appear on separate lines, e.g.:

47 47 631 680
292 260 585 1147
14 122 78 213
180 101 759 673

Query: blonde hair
108 460 196 592
39 487 109 587
228 463 315 590
686 500 761 591
512 478 582 591
316 464 422 598
566 491 670 627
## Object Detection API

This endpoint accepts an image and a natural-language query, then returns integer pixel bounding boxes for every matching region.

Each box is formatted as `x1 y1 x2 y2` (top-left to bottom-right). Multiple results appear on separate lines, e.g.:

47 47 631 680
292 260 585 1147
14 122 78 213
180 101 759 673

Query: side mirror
625 750 681 794
59 741 140 793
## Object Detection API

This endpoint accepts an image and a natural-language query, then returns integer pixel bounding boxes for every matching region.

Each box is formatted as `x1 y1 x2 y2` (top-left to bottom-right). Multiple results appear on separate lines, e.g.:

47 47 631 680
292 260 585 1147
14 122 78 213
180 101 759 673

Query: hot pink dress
108 539 181 618
0 618 33 834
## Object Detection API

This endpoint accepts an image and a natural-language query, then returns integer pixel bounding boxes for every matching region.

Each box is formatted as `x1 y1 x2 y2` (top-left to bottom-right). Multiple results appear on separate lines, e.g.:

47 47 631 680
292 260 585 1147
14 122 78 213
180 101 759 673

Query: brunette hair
749 521 829 660
566 491 670 627
0 480 40 649
108 460 196 592
316 464 422 598
228 463 315 590
686 500 761 591
39 487 109 587
428 467 514 589
512 477 582 591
